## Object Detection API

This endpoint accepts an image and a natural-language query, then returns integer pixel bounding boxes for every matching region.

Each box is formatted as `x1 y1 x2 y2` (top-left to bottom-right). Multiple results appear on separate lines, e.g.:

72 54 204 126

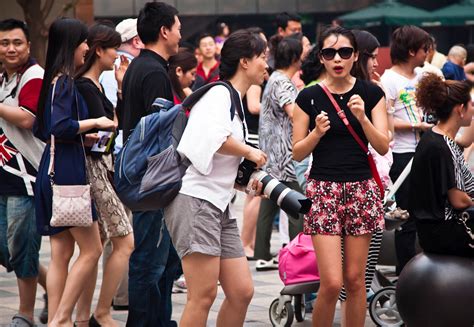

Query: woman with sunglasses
293 26 389 327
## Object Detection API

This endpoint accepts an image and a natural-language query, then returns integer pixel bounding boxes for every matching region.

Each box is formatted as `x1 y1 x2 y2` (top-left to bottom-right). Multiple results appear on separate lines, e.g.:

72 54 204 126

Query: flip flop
10 314 34 327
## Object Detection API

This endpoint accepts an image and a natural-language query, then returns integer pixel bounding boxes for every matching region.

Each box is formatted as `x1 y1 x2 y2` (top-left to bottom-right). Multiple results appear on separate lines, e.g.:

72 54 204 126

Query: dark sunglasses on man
320 47 354 60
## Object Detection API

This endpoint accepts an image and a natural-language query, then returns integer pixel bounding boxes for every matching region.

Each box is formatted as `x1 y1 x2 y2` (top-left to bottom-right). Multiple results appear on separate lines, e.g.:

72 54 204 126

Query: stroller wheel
293 294 306 322
269 298 294 327
369 286 404 327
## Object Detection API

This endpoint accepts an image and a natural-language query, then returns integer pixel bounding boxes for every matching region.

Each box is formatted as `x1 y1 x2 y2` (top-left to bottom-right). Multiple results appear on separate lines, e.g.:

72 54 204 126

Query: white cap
116 18 138 43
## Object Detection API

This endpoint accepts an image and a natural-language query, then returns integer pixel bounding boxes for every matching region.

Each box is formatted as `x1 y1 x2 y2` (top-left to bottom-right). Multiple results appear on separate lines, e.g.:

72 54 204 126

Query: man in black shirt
121 3 181 326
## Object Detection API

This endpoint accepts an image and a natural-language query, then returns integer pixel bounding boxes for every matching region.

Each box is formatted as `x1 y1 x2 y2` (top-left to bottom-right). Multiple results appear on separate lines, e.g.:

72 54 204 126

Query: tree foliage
16 0 77 66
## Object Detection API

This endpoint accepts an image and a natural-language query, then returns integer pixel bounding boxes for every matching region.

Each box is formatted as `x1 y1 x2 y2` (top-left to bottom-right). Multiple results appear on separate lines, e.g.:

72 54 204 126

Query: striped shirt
259 70 297 182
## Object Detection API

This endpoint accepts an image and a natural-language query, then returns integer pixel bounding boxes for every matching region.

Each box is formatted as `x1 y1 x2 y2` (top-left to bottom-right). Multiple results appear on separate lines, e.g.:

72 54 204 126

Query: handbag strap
48 79 88 184
320 83 369 154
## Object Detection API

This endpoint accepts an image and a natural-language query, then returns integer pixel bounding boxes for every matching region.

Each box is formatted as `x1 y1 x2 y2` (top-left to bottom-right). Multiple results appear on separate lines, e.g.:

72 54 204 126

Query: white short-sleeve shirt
177 85 245 212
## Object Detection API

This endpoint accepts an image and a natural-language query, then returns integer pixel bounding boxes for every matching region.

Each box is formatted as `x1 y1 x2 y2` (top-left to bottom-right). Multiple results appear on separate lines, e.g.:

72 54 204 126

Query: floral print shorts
304 178 384 236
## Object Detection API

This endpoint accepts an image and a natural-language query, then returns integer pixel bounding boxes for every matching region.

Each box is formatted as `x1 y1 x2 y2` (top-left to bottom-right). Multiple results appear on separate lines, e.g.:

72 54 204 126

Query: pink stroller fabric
279 233 320 285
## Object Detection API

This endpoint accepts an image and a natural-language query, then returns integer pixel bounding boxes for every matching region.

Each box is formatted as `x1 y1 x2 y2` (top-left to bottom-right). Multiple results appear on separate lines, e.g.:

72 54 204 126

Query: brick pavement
0 193 377 326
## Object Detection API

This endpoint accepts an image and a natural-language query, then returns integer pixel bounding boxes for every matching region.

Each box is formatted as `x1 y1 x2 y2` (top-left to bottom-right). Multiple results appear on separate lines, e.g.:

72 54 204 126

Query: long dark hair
169 48 198 100
75 24 121 78
300 44 324 85
351 30 380 81
318 26 358 56
36 18 88 130
219 29 266 80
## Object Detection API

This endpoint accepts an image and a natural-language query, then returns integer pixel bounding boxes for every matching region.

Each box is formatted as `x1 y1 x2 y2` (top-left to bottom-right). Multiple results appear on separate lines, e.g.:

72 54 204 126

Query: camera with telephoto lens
235 159 312 217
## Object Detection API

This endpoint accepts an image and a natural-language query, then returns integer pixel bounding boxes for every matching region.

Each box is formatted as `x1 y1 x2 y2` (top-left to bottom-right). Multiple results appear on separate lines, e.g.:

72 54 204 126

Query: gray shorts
164 193 245 259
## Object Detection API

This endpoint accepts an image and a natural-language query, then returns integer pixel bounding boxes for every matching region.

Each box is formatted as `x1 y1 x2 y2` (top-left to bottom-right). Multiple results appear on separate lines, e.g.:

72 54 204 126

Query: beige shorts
86 154 132 239
164 193 245 259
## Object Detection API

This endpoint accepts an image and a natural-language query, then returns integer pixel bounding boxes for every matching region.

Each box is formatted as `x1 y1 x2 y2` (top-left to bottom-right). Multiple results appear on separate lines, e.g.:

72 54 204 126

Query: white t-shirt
177 85 245 212
381 69 424 153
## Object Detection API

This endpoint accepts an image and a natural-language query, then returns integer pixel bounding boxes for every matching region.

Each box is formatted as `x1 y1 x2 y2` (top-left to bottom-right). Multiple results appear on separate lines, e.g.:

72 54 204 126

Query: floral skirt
304 178 384 236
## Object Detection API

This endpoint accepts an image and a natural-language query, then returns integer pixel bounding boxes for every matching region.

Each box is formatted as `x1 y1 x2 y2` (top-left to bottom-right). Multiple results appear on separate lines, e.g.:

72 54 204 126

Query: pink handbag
278 233 320 285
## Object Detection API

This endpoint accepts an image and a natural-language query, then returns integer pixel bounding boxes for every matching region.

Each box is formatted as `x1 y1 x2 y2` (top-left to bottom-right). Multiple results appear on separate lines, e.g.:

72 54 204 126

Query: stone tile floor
0 193 378 326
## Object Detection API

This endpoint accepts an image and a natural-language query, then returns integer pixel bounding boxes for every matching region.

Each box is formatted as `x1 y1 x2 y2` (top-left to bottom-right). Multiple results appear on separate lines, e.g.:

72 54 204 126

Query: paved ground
0 192 380 326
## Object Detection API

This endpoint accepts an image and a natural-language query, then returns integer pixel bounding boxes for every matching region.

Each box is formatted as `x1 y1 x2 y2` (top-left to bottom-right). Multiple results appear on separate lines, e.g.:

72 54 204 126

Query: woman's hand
312 112 330 138
245 147 267 169
84 133 100 147
347 94 367 122
115 55 130 88
95 117 117 131
245 178 264 197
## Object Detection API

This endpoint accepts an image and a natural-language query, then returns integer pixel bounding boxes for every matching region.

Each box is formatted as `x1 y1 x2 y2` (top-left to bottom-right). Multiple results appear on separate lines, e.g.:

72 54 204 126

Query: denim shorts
0 196 41 278
164 193 245 259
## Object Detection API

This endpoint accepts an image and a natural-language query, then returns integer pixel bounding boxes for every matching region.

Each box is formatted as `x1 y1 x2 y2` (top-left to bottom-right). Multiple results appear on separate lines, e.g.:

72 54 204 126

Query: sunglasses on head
320 47 354 60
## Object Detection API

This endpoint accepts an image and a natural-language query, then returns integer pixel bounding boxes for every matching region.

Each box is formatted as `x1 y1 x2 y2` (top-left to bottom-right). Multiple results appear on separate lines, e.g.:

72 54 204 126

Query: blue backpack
114 82 238 211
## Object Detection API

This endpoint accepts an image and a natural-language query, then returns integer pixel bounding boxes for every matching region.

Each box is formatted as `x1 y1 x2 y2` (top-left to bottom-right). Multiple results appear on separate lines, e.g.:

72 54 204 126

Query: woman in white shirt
164 29 268 326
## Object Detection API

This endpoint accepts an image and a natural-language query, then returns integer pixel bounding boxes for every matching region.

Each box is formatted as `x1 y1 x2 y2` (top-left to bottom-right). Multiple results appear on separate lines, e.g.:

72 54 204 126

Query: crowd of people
0 2 473 327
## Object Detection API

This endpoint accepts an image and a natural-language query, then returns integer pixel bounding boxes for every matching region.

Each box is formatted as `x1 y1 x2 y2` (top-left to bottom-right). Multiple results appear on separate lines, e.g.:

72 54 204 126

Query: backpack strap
182 81 247 139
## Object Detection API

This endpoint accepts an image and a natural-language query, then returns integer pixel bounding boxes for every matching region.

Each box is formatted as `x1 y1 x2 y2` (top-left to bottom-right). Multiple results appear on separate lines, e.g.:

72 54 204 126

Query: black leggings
390 152 417 274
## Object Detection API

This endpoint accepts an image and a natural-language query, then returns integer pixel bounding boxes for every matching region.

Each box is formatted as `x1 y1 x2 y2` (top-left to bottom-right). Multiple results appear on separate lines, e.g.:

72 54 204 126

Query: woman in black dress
34 18 115 326
409 73 474 257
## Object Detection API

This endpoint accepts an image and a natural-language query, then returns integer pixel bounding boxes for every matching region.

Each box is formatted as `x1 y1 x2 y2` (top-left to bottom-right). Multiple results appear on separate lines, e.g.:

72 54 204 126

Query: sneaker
255 258 278 271
172 275 187 293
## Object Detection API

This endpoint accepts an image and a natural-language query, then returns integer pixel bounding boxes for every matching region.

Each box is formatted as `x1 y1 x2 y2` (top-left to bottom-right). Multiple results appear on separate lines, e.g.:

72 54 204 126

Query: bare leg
342 235 371 327
311 235 343 327
216 257 254 327
180 253 220 327
47 231 75 324
75 263 98 323
50 223 102 326
38 263 47 290
17 277 38 322
94 233 134 327
241 195 261 257
340 301 347 327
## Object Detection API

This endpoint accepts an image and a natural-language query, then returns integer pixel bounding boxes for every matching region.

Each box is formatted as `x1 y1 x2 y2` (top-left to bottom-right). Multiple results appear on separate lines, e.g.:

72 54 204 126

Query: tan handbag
48 81 93 227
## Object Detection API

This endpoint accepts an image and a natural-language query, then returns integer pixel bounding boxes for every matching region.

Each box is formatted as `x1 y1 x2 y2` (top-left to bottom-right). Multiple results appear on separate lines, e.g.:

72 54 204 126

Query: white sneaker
256 258 279 271
172 275 187 293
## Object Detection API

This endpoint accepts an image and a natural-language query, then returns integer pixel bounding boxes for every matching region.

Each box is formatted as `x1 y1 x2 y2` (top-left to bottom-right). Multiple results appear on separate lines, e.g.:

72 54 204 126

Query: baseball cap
116 18 138 43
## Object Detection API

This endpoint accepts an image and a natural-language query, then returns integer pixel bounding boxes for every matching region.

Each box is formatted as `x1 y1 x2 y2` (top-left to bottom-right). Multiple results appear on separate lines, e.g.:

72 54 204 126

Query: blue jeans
0 196 41 278
127 210 180 327
294 157 310 191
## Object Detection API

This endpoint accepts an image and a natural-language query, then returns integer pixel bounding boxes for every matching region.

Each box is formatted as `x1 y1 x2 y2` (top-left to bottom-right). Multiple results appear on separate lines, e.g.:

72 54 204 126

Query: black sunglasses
320 47 354 60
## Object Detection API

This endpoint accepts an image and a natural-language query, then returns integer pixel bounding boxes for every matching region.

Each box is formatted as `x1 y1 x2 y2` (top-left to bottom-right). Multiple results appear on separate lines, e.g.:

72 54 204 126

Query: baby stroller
268 232 319 327
268 161 412 327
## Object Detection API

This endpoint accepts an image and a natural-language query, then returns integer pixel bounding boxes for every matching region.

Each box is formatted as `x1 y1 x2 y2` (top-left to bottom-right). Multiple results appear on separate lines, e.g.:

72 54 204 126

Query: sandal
10 314 34 327
73 319 89 327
